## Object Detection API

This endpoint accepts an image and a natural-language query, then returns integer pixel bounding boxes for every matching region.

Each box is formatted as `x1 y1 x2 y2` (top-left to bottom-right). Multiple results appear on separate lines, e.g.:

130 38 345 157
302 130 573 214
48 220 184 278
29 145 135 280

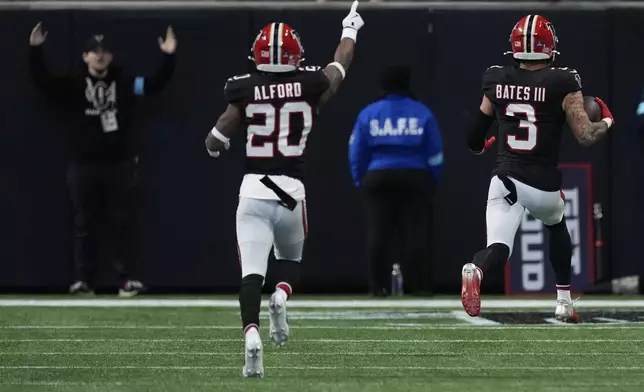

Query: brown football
583 96 602 122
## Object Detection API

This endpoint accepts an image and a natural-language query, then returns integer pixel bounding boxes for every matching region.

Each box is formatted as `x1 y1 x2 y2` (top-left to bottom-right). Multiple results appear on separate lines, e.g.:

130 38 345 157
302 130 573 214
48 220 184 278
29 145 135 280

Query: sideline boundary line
1 324 644 330
3 338 641 343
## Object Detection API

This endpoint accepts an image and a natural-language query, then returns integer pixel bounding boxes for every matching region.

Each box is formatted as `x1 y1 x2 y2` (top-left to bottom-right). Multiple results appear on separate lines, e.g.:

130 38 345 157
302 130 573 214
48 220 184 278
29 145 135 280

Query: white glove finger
350 0 359 14
207 149 220 158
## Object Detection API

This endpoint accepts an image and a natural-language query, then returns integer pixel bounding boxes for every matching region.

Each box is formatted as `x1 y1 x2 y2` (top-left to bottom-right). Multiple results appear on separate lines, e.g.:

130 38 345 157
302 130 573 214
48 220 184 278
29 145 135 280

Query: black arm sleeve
467 110 495 153
29 46 71 97
140 53 176 96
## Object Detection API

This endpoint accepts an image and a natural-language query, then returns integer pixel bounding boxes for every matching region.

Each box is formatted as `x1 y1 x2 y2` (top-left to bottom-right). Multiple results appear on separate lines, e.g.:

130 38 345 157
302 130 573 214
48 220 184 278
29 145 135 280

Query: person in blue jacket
349 65 443 296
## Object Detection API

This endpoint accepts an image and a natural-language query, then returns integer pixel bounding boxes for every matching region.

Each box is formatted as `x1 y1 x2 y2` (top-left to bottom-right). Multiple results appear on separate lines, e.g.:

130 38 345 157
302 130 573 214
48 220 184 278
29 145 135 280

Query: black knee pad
545 215 567 231
241 274 264 288
274 259 301 289
474 243 510 272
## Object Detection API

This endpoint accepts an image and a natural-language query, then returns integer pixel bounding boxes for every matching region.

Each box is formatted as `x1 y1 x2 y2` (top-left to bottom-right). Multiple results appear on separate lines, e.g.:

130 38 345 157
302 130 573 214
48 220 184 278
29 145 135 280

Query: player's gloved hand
341 1 364 42
207 148 221 158
594 97 615 129
207 127 231 158
483 136 496 152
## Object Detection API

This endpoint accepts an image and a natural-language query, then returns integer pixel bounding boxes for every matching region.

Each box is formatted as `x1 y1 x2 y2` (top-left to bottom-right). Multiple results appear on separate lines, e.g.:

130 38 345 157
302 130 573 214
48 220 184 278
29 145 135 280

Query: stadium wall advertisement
0 9 642 294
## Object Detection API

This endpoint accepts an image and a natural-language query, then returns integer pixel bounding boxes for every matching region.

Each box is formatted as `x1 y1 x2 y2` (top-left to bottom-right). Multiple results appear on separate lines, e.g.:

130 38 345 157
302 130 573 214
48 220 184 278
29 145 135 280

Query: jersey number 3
505 103 538 151
246 102 313 158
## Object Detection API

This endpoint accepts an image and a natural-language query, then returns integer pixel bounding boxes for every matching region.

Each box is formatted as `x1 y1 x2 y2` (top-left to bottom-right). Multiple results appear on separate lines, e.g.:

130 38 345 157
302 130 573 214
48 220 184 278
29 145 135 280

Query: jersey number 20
246 102 313 158
505 103 537 151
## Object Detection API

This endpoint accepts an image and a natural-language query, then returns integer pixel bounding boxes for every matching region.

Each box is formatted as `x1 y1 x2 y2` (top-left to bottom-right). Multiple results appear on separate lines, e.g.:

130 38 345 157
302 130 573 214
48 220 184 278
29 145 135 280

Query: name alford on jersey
226 74 304 101
254 82 303 101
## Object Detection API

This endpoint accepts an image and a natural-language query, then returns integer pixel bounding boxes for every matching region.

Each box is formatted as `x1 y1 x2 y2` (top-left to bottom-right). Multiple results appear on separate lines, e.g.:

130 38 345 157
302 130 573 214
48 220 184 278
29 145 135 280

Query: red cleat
461 263 482 317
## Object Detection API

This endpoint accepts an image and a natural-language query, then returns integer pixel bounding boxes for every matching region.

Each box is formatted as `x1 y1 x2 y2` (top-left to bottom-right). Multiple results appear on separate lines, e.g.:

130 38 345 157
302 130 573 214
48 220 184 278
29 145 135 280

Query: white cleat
242 329 264 378
269 292 289 347
554 299 580 323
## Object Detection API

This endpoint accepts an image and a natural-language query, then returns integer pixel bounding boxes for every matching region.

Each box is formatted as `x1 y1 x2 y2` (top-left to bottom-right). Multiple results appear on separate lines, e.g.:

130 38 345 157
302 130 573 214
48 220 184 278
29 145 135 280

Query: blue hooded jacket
349 94 444 186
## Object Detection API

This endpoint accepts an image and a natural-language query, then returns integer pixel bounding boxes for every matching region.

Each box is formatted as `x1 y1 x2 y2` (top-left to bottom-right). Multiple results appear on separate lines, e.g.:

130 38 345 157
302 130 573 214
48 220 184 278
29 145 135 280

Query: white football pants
236 197 308 279
486 175 565 256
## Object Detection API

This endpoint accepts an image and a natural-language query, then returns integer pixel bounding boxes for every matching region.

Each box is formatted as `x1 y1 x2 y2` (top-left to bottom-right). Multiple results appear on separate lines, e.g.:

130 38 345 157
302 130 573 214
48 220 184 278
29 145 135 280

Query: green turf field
1 297 644 391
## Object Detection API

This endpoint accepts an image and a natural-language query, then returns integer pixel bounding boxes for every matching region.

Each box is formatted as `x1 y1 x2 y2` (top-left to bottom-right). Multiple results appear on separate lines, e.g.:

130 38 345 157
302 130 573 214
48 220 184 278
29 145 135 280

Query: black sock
274 259 301 297
473 243 510 273
546 217 573 287
239 274 263 331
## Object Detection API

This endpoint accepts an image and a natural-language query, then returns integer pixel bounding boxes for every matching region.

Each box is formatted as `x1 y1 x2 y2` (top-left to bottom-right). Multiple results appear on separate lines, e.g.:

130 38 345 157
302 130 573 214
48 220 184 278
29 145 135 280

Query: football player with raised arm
205 1 365 378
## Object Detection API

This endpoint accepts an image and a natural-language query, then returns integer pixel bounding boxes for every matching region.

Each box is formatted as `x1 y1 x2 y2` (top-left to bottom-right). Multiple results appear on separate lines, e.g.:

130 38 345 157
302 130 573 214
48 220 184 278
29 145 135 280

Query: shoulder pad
226 73 252 84
298 65 322 72
482 65 504 86
224 73 253 103
224 73 251 91
483 65 505 79
551 67 582 88
552 66 578 73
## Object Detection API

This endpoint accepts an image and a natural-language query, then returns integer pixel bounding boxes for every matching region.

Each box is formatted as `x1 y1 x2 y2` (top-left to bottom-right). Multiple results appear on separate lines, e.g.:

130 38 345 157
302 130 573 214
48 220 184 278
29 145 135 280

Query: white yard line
1 298 644 308
593 317 631 324
2 381 644 387
1 351 642 356
2 338 641 343
0 365 642 370
449 310 501 325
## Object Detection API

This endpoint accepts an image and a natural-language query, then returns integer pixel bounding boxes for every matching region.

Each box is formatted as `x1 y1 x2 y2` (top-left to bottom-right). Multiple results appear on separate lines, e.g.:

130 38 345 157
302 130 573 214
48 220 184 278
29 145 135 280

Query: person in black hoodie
28 22 177 297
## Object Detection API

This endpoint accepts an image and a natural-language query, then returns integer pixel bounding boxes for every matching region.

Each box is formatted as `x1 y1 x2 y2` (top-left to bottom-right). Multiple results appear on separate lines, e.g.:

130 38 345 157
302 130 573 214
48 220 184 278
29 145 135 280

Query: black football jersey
224 66 330 180
482 65 582 191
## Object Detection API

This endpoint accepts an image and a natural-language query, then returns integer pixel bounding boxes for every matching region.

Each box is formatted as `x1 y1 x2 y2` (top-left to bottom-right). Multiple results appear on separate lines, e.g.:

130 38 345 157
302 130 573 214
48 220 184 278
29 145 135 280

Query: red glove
594 97 615 128
483 136 496 151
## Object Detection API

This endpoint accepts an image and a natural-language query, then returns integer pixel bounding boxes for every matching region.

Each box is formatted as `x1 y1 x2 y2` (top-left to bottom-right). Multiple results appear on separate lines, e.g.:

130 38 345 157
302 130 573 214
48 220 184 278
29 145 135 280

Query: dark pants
362 168 435 296
67 159 137 285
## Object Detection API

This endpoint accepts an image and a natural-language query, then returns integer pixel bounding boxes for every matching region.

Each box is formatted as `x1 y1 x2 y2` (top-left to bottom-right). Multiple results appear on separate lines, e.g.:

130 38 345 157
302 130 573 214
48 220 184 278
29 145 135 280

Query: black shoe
118 280 146 298
69 281 94 296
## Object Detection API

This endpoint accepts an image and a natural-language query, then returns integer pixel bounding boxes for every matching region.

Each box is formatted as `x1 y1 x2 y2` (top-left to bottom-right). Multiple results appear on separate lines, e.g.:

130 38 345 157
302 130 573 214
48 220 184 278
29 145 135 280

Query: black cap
380 65 411 94
85 34 112 53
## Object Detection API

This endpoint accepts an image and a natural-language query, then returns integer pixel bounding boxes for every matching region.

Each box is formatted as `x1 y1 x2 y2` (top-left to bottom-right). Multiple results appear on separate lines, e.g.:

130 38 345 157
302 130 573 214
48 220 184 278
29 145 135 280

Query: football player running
205 1 364 378
462 15 615 323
